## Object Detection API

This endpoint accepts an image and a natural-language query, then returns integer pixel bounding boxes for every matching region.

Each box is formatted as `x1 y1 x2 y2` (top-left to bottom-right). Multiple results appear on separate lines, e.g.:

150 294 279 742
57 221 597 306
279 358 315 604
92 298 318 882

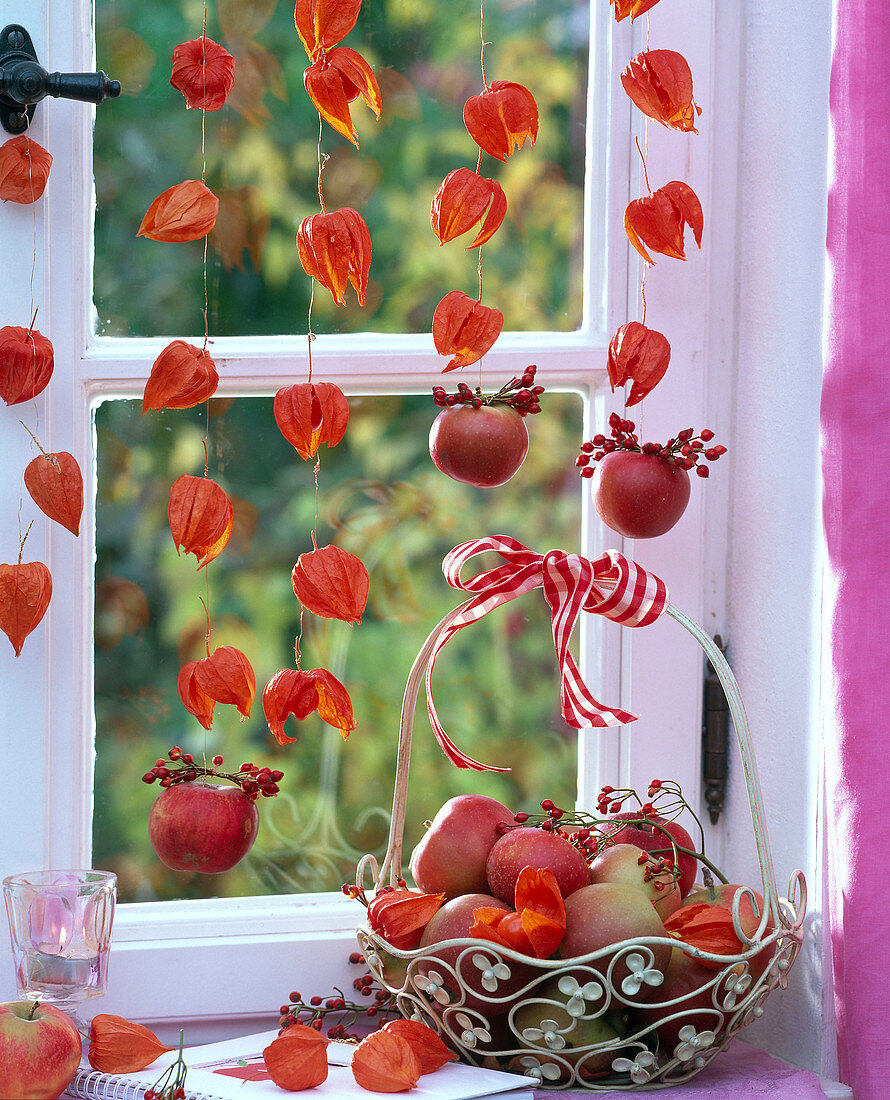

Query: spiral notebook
64 1029 536 1100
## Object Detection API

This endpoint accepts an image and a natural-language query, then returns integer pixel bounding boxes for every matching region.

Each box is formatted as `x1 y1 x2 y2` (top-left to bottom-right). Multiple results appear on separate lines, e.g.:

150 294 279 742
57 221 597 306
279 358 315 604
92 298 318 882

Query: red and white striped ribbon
426 535 669 772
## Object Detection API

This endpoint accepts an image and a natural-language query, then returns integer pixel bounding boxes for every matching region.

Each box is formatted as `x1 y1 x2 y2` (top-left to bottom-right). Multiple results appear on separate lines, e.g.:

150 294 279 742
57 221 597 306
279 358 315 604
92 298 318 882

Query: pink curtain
822 1 890 1095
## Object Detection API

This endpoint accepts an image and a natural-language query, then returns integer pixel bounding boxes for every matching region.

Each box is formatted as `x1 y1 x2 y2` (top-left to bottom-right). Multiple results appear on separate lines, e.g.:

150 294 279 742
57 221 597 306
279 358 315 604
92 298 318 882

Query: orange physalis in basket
304 47 382 148
431 168 507 249
0 324 54 405
432 291 504 370
24 451 84 536
625 181 703 265
0 136 52 204
180 645 256 725
142 340 219 412
463 81 538 161
295 0 363 62
0 561 52 657
608 321 671 406
138 180 219 243
621 50 701 133
367 888 445 951
297 207 372 306
382 1020 457 1074
611 0 662 20
470 866 566 959
170 37 236 111
274 382 349 460
88 1014 173 1073
168 474 234 569
263 1024 329 1090
291 544 369 624
263 667 356 743
352 1030 422 1093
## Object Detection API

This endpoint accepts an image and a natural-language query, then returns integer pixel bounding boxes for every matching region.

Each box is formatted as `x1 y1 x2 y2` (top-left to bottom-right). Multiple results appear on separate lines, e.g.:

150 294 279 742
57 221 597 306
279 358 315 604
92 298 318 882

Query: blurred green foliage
94 0 588 337
93 393 584 902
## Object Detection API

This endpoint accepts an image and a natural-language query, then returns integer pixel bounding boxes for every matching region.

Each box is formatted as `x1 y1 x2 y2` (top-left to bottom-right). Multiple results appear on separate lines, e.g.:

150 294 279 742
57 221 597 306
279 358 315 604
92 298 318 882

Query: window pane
93 394 583 902
93 0 587 337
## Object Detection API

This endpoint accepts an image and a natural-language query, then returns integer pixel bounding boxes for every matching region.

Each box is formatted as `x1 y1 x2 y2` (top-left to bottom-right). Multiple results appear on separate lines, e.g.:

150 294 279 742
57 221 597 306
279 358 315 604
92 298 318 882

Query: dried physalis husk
24 451 84 535
88 1014 173 1072
0 561 52 656
352 1030 422 1093
382 1019 457 1073
264 1024 329 1090
291 544 369 624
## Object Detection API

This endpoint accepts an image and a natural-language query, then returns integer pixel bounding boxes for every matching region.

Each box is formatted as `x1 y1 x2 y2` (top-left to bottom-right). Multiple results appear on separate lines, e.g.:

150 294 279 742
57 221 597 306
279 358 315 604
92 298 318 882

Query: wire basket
355 596 806 1090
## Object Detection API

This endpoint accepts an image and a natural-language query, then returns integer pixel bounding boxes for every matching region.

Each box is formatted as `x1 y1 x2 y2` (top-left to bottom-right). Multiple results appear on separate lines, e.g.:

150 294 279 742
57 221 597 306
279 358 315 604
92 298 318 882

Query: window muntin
94 0 588 338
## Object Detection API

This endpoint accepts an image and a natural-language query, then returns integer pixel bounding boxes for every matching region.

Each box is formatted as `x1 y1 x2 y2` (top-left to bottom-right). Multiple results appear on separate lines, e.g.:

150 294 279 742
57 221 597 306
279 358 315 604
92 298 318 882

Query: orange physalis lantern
263 1025 329 1090
352 1031 422 1094
0 561 52 656
168 474 234 568
621 50 701 133
303 47 382 148
294 0 363 62
178 660 217 729
24 451 84 536
88 1014 173 1073
463 81 538 161
142 340 219 412
273 381 349 460
170 37 236 111
431 168 507 249
291 544 369 624
180 645 255 725
470 866 566 959
611 0 662 20
432 291 504 370
367 889 445 951
381 1020 456 1074
297 207 372 306
137 180 219 243
0 136 52 204
625 181 704 265
0 325 54 406
263 667 356 744
608 321 671 406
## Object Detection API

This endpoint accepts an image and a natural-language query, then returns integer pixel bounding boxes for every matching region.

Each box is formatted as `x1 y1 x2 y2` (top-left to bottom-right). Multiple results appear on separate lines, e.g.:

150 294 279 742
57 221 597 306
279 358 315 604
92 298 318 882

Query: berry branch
278 953 398 1040
141 747 283 801
577 412 726 478
433 365 545 417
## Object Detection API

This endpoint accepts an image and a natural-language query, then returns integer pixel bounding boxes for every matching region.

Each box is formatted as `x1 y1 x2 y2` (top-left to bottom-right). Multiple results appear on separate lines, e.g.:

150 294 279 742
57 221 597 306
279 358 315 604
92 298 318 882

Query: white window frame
0 0 831 1061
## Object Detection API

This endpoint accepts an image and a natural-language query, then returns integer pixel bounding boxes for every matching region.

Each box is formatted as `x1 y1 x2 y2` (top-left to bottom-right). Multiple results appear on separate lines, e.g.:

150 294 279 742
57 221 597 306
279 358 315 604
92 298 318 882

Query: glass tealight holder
3 869 116 1028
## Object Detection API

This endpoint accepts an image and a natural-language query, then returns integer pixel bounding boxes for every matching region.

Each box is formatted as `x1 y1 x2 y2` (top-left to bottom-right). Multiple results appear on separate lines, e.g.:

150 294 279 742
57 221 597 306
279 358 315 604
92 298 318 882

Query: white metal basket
355 600 806 1090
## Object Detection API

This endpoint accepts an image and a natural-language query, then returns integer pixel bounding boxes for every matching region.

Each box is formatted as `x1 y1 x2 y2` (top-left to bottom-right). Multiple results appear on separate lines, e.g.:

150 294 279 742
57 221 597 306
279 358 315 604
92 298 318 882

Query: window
1 0 732 1032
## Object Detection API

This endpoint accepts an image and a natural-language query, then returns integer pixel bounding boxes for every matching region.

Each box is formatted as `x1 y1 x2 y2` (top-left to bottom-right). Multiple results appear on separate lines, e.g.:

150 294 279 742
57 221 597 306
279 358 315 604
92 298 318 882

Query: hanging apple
577 413 725 538
428 366 544 488
143 748 283 874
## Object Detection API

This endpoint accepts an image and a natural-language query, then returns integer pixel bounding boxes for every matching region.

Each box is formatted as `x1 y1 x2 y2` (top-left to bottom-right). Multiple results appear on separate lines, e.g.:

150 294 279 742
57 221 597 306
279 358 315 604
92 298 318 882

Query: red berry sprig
278 953 398 1040
432 365 545 417
141 747 283 801
576 413 727 478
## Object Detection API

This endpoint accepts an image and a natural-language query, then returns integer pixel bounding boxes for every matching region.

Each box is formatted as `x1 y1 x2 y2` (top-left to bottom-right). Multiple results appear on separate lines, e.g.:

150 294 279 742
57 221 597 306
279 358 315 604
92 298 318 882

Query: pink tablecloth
537 1041 834 1099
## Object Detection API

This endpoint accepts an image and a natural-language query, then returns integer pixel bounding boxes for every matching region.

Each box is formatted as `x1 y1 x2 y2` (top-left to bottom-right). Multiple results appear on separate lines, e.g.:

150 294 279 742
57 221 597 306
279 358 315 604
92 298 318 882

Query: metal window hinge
0 24 120 134
702 634 729 825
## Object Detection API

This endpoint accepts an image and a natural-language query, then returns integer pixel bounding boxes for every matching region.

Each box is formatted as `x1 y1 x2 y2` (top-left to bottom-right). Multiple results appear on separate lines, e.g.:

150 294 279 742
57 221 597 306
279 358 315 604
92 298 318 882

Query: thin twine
476 0 487 389
479 0 489 90
306 115 326 383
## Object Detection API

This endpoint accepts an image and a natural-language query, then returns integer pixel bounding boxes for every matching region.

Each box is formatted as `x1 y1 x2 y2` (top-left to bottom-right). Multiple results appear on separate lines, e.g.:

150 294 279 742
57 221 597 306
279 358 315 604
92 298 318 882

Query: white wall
718 0 832 1075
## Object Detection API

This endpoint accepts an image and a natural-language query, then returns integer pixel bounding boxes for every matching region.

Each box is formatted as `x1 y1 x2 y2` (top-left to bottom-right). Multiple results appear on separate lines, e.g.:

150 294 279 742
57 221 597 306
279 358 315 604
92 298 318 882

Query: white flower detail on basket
350 536 807 1089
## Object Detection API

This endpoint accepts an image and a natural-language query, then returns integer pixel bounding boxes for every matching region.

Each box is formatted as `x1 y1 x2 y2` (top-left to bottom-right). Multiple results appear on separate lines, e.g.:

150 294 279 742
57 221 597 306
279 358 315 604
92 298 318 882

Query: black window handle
1 24 121 134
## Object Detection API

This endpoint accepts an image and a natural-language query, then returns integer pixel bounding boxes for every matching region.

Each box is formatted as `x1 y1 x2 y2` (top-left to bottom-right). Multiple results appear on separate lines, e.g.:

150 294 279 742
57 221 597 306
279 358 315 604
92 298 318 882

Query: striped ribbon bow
426 535 669 772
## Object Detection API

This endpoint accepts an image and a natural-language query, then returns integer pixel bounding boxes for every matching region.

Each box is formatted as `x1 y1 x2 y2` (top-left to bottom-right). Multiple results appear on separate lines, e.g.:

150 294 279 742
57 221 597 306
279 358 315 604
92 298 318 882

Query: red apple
410 794 514 898
486 827 591 904
596 813 698 898
0 1001 81 1099
429 404 529 488
588 843 681 919
417 893 527 1013
590 450 690 538
636 947 727 1052
560 883 671 999
148 782 259 873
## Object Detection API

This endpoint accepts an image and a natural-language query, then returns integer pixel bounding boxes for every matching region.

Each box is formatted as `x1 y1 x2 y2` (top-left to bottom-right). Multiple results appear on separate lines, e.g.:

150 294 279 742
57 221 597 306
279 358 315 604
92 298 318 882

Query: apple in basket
485 826 591 904
0 1001 81 1100
588 843 682 920
595 812 699 898
410 794 514 898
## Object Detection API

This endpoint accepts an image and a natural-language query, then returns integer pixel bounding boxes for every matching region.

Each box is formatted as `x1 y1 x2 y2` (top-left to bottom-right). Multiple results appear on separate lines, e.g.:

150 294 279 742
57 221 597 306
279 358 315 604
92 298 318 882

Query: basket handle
372 601 781 921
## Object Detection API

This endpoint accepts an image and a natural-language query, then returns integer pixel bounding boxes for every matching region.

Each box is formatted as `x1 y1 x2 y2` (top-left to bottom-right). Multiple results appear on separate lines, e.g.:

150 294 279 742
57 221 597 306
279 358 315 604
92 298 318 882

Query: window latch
0 24 120 135
702 634 730 825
